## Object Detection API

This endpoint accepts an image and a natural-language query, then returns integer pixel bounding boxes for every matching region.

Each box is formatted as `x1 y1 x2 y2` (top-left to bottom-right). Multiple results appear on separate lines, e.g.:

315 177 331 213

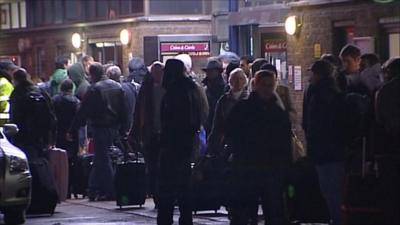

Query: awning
228 5 289 26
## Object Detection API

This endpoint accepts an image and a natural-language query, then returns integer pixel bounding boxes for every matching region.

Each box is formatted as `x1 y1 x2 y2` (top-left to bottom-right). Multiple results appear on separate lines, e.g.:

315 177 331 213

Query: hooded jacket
68 63 90 100
50 69 68 96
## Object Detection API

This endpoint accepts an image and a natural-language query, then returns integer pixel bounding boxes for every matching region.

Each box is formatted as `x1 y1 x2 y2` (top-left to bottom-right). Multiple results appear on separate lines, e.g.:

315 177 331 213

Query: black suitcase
114 160 146 208
285 158 330 223
27 157 59 215
191 157 223 213
71 154 94 198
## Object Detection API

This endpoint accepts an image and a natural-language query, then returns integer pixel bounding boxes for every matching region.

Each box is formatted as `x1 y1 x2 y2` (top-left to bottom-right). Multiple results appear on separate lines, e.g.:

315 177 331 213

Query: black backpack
24 89 57 144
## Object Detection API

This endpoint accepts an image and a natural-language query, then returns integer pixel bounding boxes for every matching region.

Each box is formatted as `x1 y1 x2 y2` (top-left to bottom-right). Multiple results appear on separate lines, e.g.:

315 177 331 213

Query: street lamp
71 33 81 49
120 29 131 45
285 16 300 36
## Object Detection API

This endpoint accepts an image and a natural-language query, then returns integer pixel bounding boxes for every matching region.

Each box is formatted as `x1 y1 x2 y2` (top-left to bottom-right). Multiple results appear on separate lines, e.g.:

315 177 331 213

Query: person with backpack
68 62 129 201
9 68 57 159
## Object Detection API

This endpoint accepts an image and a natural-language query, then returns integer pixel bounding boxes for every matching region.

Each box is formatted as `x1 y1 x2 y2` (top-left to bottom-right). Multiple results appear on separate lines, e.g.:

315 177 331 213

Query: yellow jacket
0 77 14 120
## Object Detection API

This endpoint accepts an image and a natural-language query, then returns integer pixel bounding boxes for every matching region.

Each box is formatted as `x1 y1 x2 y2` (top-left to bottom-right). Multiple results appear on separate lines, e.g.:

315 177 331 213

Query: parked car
0 124 31 224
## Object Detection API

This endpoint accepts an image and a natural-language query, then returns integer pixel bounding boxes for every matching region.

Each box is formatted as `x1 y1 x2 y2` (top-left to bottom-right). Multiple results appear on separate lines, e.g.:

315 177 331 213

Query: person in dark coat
338 44 369 96
157 59 201 225
202 59 227 135
128 57 148 85
131 61 164 207
302 60 347 225
53 79 80 158
375 57 400 155
374 56 400 225
52 79 80 197
10 69 56 159
207 68 249 156
68 63 129 201
226 70 292 225
106 65 140 133
68 62 90 101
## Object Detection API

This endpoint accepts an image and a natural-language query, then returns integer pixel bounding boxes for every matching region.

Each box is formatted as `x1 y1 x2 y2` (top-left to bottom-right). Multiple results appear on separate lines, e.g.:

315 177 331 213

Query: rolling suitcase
114 158 146 208
48 147 69 202
342 137 386 225
27 157 58 215
71 154 94 198
285 157 330 223
191 156 223 213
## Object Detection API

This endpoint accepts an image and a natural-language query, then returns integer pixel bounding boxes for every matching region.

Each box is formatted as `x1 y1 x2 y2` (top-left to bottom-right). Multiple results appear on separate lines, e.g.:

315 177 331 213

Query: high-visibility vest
0 77 14 120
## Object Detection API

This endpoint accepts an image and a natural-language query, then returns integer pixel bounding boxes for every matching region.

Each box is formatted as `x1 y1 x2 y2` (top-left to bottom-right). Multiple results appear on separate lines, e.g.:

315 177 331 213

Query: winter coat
225 92 292 172
202 75 227 135
70 78 129 133
10 81 56 157
161 75 202 160
50 69 68 96
121 81 140 133
375 77 400 154
360 63 383 95
52 93 80 159
207 90 249 155
68 63 90 100
132 74 163 146
302 80 347 165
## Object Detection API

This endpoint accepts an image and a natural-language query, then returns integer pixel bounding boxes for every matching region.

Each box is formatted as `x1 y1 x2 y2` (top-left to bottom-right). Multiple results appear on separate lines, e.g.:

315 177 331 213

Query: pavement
0 197 329 225
2 197 232 225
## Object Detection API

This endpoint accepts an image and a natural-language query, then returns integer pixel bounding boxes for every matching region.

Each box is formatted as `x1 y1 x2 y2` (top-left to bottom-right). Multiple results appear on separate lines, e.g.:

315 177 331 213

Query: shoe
96 195 115 201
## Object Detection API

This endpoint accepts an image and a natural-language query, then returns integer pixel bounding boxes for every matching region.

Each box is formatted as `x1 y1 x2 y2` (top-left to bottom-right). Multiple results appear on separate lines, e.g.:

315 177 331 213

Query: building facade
0 0 213 79
224 0 400 138
286 0 400 133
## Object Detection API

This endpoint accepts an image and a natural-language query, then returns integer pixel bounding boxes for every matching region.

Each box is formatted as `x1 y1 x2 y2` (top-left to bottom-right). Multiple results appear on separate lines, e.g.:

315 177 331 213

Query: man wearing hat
0 60 18 125
202 59 227 135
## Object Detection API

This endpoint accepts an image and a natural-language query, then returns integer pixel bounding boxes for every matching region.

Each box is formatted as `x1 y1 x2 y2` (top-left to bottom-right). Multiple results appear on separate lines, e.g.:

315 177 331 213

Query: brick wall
286 1 400 143
0 20 211 79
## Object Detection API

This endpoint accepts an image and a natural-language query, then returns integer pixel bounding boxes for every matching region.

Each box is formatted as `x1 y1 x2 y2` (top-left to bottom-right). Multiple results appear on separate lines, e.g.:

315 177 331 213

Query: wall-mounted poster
294 65 302 91
288 65 293 84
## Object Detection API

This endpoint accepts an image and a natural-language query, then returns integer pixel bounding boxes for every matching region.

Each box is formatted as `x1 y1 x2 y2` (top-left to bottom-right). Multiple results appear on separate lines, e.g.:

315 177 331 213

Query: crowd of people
0 43 399 225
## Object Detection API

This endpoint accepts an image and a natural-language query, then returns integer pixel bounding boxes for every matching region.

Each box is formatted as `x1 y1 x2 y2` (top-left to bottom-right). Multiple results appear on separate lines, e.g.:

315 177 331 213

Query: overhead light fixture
285 16 300 36
120 29 131 45
71 33 82 49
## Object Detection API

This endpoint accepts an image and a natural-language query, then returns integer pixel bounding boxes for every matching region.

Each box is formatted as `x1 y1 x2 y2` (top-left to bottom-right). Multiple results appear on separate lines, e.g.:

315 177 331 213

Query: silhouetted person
226 70 292 225
132 61 165 208
202 59 227 135
157 59 201 225
10 69 56 159
69 63 128 201
303 60 347 225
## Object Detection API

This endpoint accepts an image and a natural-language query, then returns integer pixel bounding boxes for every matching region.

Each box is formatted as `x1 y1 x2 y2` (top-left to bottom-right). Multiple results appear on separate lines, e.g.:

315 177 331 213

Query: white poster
288 65 293 84
294 66 302 91
275 59 281 79
281 61 287 80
